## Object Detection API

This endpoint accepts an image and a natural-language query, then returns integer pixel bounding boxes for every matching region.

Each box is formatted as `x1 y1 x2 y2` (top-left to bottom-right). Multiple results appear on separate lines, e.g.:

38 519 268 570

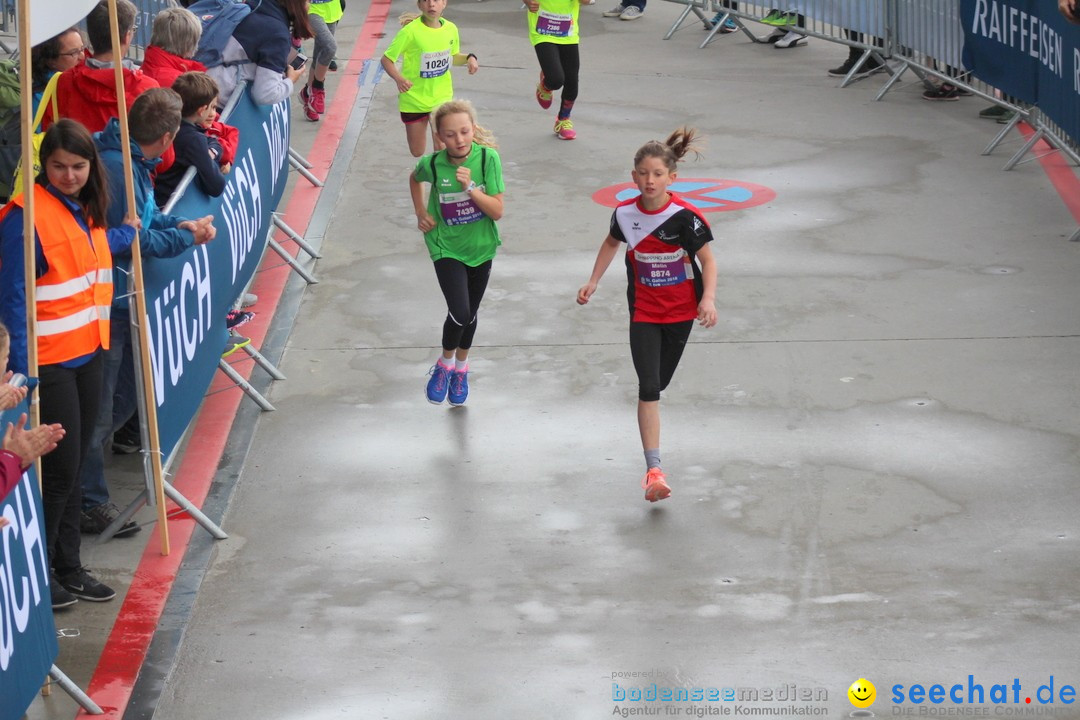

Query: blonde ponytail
433 99 499 149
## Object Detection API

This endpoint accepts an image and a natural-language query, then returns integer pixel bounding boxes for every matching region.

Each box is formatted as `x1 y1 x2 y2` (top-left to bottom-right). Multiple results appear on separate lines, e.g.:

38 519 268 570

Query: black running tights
629 320 694 402
434 257 492 351
534 42 580 104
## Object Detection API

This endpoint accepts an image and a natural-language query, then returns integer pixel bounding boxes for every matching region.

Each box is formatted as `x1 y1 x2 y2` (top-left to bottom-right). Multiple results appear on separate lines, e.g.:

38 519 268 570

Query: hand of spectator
125 215 143 232
0 517 8 530
416 211 436 233
221 163 232 175
182 215 216 245
285 64 303 84
1061 0 1080 23
524 0 540 11
3 414 65 468
0 375 26 411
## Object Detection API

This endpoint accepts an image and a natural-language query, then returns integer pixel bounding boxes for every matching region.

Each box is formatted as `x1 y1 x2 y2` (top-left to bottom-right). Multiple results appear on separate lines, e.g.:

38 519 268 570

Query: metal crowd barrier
669 1 893 86
659 0 1079 240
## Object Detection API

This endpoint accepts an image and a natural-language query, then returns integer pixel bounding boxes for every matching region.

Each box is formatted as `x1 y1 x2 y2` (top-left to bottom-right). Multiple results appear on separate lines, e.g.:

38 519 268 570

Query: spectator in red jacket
44 0 160 133
141 6 239 168
141 6 207 89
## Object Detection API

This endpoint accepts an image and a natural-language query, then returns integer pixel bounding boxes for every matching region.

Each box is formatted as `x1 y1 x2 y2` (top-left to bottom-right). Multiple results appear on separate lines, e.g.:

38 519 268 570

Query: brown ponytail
633 127 701 171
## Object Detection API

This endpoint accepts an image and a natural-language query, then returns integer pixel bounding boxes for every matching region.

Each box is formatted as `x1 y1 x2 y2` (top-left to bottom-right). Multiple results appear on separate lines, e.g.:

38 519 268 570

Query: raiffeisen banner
140 83 291 459
962 0 1080 142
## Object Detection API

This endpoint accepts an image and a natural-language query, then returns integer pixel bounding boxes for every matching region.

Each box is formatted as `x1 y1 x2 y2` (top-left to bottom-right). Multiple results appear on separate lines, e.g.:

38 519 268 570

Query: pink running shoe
553 118 576 140
310 86 326 114
299 86 319 122
642 467 671 502
536 73 553 109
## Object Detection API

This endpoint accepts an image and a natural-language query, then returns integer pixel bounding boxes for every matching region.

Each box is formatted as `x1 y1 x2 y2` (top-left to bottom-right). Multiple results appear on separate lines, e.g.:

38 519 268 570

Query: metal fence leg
663 1 697 40
983 111 1024 156
272 214 322 258
267 237 319 284
288 147 314 169
162 481 229 539
875 59 909 101
288 147 325 187
1002 127 1044 171
48 665 103 714
241 340 287 381
1069 228 1080 242
700 10 725 48
218 358 276 411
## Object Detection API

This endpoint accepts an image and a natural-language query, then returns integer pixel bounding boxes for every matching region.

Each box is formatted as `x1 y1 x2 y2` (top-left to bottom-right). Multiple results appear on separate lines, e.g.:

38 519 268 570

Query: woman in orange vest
0 119 138 609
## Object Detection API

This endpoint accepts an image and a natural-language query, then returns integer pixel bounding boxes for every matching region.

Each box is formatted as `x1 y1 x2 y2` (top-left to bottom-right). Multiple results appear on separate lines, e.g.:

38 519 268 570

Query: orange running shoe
642 467 671 502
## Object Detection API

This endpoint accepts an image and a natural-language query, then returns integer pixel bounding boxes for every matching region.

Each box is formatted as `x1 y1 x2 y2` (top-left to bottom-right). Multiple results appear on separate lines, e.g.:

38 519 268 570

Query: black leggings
39 353 103 575
629 320 694 402
434 257 492 351
534 42 579 104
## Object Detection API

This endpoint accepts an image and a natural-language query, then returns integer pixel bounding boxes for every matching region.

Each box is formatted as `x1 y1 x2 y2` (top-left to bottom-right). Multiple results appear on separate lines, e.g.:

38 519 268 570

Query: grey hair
150 7 203 59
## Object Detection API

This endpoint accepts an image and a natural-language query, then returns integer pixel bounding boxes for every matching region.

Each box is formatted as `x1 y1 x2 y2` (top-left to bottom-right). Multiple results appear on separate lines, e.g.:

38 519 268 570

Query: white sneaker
602 3 626 16
241 292 258 308
774 30 806 48
619 4 643 19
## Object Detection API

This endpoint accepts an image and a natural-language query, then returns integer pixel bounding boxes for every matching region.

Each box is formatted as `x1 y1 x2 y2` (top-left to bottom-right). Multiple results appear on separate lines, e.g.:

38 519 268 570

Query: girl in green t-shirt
409 100 504 407
382 0 480 157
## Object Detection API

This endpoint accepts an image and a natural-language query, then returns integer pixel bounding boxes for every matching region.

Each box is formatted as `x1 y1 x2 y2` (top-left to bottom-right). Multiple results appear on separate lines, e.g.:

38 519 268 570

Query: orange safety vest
0 186 113 365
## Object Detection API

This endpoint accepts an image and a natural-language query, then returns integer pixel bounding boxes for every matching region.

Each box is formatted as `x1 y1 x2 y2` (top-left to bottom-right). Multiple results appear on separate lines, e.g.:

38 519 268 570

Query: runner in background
300 0 345 122
577 128 717 503
524 0 588 140
409 100 504 407
382 0 479 157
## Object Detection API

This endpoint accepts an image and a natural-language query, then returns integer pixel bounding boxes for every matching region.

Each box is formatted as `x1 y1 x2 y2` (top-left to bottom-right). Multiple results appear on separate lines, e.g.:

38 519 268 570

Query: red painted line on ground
1017 124 1080 225
78 2 393 717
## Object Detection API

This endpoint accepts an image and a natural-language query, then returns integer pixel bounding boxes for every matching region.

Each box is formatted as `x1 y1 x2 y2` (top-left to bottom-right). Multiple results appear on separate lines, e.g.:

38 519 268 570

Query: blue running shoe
426 363 451 404
448 369 469 406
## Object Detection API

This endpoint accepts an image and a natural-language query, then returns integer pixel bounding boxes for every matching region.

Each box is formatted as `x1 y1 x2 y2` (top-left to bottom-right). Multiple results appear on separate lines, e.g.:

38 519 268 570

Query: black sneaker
827 54 858 77
58 568 116 602
328 58 338 72
50 573 78 609
922 83 972 101
81 502 141 538
111 427 141 454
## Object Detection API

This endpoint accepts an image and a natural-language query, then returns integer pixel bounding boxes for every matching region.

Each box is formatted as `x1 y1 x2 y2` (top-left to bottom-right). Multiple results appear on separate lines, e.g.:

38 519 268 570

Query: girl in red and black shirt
577 128 717 503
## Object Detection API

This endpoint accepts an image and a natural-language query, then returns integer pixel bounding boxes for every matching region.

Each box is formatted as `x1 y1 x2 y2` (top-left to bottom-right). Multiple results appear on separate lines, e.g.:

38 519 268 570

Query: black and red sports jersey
609 192 713 323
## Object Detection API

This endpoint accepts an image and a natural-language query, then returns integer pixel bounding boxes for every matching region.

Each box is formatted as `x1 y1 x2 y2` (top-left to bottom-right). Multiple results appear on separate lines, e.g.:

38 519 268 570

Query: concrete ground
25 0 1080 718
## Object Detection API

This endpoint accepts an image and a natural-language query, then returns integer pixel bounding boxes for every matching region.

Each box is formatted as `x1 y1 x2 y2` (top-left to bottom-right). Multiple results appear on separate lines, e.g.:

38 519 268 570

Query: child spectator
155 72 232 205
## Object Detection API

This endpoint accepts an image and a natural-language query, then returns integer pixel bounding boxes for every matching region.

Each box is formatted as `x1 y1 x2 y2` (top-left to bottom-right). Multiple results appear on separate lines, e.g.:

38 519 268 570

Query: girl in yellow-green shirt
381 0 479 157
523 0 591 140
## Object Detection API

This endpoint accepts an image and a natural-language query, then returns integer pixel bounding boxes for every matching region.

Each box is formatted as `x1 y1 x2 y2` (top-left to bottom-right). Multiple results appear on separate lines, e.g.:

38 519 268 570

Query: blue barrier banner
962 0 1080 141
0 394 58 720
139 85 291 459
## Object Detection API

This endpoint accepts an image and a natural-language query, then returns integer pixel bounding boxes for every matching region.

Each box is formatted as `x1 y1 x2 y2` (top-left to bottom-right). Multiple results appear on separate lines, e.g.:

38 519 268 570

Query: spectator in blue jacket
207 0 313 106
78 88 215 537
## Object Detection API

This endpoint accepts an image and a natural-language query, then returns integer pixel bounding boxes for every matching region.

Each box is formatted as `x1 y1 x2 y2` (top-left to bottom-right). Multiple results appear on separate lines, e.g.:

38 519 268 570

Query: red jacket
0 449 22 498
140 47 240 166
140 45 208 90
44 59 160 133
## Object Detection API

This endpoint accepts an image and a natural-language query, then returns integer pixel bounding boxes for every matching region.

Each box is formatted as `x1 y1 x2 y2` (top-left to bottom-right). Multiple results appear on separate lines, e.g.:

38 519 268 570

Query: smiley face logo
848 678 876 708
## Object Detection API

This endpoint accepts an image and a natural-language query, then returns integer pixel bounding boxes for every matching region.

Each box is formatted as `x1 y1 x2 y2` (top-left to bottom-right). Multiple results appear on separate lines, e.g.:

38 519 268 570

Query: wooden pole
106 0 170 555
16 0 38 435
